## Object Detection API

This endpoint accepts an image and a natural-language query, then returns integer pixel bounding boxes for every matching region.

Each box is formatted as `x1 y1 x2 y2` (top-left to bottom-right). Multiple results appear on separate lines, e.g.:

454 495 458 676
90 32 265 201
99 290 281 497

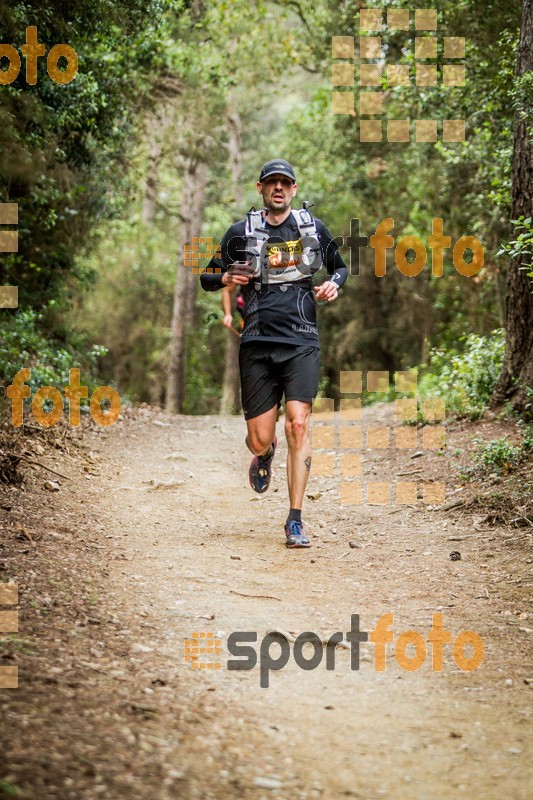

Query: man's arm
221 284 235 328
314 220 349 301
200 223 251 292
200 257 226 292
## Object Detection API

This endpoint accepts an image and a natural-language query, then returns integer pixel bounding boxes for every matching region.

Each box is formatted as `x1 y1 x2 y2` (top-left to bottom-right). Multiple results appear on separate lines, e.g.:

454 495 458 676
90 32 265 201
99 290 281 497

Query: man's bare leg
246 405 278 494
284 400 312 510
245 404 278 457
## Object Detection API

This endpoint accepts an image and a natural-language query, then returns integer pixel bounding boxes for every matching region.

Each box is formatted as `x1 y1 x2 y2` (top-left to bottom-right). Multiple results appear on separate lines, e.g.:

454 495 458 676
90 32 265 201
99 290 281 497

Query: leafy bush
475 439 522 472
497 216 533 282
0 307 108 396
419 330 506 419
473 424 532 474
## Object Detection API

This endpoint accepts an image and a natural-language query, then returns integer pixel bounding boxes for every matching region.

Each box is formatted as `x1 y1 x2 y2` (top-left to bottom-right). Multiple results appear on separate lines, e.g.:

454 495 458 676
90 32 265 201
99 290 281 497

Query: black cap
258 159 296 183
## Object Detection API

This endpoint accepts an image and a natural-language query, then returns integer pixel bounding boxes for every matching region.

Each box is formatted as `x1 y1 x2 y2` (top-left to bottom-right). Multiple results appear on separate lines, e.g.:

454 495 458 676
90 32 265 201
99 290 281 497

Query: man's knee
285 414 310 444
246 431 274 455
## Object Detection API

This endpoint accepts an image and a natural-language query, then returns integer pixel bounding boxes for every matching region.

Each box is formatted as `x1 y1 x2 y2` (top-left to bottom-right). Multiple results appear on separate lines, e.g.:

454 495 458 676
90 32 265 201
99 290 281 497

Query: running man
200 159 348 548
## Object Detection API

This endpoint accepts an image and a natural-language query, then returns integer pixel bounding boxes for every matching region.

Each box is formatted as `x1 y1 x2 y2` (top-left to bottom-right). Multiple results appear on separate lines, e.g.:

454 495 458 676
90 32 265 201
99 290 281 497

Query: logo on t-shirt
267 239 302 269
264 239 321 282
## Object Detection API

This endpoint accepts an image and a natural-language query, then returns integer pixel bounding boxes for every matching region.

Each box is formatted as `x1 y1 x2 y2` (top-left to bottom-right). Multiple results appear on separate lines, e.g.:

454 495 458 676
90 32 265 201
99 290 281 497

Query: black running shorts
239 343 320 420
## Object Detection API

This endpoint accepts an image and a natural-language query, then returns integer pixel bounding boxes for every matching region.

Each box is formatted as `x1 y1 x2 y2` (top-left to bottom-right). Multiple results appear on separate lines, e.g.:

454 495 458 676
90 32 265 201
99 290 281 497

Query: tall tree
492 0 533 413
220 99 243 415
166 157 208 413
0 0 174 311
164 0 303 413
141 104 175 226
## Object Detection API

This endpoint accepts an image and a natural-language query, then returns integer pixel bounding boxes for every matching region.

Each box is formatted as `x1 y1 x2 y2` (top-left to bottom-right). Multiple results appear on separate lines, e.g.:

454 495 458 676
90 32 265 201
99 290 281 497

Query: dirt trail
1 406 531 799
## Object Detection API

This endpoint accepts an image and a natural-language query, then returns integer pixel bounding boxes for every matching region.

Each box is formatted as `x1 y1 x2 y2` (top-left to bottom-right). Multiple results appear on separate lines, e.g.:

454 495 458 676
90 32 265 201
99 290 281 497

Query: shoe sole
285 525 311 548
248 436 277 493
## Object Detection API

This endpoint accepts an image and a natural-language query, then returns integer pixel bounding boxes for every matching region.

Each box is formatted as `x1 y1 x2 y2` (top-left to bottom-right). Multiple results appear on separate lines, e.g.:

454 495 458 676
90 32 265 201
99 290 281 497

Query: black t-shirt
200 211 348 347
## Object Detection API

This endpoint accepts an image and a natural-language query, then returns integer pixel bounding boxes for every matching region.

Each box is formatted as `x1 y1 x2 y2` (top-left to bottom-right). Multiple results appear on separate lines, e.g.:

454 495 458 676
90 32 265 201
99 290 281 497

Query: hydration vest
243 203 323 286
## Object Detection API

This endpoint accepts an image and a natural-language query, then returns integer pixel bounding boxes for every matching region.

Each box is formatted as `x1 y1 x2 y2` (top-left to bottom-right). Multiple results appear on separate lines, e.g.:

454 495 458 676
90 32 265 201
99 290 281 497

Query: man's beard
263 192 291 213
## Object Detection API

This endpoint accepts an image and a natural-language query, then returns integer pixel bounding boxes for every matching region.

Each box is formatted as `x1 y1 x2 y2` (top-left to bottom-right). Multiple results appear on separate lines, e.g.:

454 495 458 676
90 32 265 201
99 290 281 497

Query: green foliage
0 0 525 413
497 217 533 280
270 0 520 383
0 0 187 352
473 425 532 473
0 633 34 656
183 298 226 415
513 71 533 131
0 780 22 797
420 329 506 419
74 219 176 404
475 438 522 471
0 307 107 395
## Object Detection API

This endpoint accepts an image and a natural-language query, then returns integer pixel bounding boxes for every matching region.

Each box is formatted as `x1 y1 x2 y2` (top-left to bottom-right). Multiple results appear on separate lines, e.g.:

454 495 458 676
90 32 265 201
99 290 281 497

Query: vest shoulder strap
243 206 321 282
244 209 266 237
244 207 319 239
290 207 319 241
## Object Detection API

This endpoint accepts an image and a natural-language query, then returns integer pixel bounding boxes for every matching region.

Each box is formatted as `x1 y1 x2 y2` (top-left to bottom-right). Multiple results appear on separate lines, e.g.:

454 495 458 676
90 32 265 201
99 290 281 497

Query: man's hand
222 260 255 286
314 281 339 302
222 313 234 329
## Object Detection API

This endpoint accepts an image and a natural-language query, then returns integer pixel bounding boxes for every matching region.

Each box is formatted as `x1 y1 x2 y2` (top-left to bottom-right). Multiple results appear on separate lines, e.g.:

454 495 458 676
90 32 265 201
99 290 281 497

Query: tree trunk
220 102 243 415
491 0 533 413
220 314 241 413
166 159 208 413
141 106 172 226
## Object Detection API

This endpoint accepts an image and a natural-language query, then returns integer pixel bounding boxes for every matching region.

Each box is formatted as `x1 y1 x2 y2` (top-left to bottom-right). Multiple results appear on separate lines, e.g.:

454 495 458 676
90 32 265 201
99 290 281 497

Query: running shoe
248 435 277 494
284 519 311 548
